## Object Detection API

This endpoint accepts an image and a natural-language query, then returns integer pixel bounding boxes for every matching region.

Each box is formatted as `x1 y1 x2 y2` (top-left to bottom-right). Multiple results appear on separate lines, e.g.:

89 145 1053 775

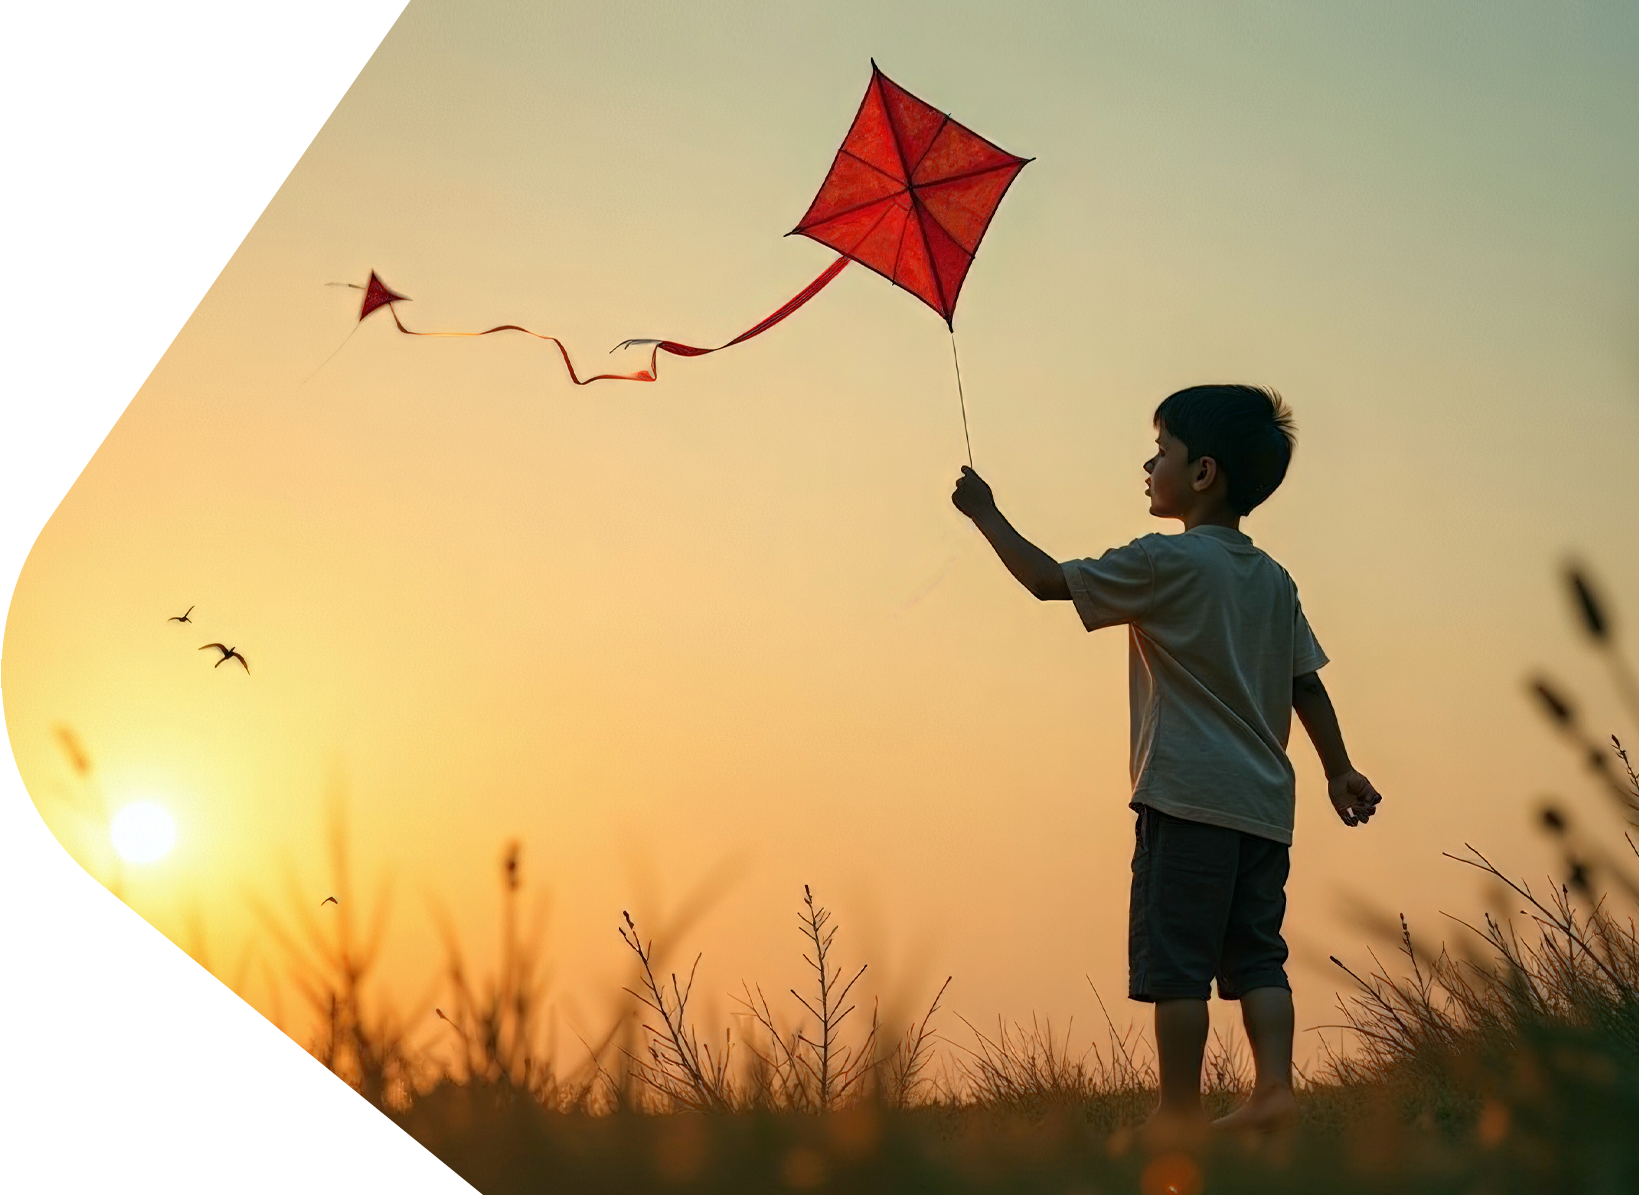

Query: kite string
301 320 362 387
950 330 973 469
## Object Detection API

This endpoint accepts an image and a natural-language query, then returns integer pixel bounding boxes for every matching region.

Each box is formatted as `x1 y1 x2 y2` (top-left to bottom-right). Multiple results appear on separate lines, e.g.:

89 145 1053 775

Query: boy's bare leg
1213 986 1299 1130
1145 997 1211 1140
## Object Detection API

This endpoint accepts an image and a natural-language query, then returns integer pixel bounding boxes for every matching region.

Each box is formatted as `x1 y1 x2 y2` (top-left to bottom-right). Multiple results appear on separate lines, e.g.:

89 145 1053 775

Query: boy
951 384 1380 1134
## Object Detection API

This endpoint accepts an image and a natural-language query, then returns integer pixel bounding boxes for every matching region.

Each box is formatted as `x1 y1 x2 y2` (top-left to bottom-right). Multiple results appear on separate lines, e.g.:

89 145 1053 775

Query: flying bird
199 643 249 672
168 606 195 623
320 896 338 907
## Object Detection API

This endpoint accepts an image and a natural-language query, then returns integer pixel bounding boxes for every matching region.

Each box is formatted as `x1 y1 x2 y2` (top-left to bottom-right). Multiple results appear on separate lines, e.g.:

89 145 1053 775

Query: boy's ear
1191 455 1220 493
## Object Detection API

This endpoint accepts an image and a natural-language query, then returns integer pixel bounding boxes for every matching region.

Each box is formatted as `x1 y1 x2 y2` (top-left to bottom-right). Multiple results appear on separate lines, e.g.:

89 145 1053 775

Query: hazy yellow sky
7 0 1639 1064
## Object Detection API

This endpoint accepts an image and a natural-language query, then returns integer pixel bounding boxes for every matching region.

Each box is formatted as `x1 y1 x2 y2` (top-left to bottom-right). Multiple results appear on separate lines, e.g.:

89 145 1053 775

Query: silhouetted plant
1565 562 1639 729
426 841 602 1110
246 789 425 1110
872 974 952 1108
42 723 123 898
618 908 735 1111
790 884 873 1108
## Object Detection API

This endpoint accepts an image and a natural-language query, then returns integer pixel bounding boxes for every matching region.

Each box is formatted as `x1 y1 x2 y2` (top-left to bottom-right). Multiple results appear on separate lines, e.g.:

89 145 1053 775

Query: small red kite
340 61 1029 447
358 272 408 322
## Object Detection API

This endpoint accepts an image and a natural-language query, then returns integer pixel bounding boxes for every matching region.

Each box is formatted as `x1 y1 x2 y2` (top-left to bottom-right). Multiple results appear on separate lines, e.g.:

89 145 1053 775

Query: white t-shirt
1061 525 1327 844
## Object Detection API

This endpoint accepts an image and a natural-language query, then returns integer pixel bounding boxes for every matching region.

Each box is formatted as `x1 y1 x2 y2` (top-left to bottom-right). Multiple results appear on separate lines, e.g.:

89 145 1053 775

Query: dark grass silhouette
41 559 1639 1192
385 564 1639 1191
246 785 430 1110
376 759 1639 1194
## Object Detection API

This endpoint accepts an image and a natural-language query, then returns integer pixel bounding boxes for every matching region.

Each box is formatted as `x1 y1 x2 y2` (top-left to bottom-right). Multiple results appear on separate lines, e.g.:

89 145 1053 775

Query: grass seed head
1567 566 1610 641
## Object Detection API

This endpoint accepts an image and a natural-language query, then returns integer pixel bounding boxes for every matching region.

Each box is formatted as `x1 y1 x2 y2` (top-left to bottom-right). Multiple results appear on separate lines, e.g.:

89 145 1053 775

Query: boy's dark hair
1153 384 1296 515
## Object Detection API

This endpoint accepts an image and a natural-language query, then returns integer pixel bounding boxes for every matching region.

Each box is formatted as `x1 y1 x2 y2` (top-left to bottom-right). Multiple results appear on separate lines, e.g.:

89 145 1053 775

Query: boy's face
1144 422 1210 519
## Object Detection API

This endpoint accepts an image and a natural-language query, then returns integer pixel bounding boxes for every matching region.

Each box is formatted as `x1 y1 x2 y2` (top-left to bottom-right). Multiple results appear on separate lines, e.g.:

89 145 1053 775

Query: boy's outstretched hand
1329 770 1381 827
951 466 997 521
949 466 1071 601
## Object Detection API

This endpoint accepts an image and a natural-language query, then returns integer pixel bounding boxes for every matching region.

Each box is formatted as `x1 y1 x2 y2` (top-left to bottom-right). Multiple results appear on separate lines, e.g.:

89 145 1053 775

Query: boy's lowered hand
1328 770 1381 827
1293 672 1381 827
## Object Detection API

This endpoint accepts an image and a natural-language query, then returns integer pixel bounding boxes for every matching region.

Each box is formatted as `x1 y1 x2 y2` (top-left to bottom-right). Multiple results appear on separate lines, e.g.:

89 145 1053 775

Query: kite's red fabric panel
919 170 1018 253
919 208 972 317
360 271 410 321
802 196 897 259
914 122 1021 186
878 72 945 167
839 81 903 180
799 154 904 227
892 216 938 315
792 62 1029 327
851 202 913 280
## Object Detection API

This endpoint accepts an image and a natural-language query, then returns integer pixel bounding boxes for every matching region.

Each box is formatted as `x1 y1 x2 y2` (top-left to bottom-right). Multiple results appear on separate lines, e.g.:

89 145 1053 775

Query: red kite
340 61 1029 444
791 60 1030 327
358 272 408 322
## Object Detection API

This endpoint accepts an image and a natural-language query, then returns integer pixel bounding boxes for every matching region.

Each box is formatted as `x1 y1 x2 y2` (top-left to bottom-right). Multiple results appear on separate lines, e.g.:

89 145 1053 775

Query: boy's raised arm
952 467 1071 601
1292 671 1382 827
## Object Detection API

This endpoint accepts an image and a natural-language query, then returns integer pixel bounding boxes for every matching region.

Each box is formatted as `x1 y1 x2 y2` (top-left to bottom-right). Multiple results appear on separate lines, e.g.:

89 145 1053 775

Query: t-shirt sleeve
1061 540 1154 631
1293 596 1329 676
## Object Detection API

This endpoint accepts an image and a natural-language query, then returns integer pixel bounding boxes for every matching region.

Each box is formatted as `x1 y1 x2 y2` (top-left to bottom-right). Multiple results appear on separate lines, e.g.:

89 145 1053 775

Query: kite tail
383 306 660 385
620 255 852 359
372 256 851 385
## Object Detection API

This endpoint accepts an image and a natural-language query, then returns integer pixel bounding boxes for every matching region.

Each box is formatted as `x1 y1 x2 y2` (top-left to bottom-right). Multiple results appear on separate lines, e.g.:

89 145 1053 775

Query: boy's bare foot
1139 1105 1213 1151
1212 1085 1299 1132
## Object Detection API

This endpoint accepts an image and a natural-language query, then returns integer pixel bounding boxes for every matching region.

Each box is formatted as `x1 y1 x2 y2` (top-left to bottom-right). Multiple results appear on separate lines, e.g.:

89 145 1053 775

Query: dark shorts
1129 804 1291 1002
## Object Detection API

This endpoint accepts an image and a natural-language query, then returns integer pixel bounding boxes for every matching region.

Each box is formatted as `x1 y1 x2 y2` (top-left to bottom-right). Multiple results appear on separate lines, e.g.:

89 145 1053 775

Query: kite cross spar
338 61 1029 463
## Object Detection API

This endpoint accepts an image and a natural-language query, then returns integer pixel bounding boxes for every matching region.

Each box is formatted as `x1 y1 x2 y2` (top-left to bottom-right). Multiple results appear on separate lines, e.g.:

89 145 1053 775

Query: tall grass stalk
245 792 425 1110
618 908 735 1111
426 841 600 1110
618 885 953 1113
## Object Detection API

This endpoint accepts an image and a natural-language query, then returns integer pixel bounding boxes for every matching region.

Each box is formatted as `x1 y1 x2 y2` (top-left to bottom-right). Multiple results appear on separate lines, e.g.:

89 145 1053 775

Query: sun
110 801 176 864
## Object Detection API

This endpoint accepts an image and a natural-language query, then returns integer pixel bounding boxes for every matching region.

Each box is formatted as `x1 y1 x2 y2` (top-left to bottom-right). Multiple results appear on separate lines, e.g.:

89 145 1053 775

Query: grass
384 563 1639 1192
365 825 1639 1193
47 562 1639 1191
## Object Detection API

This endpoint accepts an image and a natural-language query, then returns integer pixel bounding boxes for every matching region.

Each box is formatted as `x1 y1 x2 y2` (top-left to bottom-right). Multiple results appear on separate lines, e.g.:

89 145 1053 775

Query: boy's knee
1217 973 1290 1002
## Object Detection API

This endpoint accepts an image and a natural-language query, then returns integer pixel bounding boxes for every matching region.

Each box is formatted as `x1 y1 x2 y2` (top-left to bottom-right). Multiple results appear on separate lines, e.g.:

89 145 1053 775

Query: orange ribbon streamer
371 256 850 385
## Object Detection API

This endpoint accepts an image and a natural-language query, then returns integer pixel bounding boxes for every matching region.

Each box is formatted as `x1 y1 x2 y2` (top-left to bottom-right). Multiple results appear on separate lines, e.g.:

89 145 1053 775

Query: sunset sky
7 0 1639 1064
